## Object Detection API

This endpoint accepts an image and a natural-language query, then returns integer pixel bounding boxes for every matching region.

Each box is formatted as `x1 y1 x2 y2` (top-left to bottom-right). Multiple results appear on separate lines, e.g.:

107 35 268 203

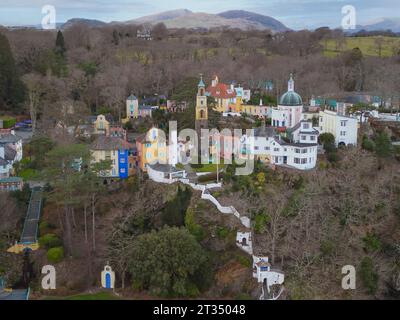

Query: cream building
319 109 358 146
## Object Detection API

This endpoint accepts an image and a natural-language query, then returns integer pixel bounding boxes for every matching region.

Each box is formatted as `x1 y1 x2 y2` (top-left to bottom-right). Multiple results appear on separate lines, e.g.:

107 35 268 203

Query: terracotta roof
206 82 236 99
90 135 133 150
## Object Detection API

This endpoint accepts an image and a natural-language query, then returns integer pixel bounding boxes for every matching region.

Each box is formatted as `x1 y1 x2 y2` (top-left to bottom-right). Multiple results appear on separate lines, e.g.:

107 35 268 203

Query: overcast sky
0 0 399 29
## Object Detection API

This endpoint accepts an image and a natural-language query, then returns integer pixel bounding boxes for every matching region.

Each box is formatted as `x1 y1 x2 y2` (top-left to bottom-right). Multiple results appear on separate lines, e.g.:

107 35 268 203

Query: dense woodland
1 24 400 300
1 24 400 121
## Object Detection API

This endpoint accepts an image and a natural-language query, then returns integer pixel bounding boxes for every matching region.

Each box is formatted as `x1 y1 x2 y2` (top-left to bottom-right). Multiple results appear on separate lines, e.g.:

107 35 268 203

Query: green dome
279 91 303 106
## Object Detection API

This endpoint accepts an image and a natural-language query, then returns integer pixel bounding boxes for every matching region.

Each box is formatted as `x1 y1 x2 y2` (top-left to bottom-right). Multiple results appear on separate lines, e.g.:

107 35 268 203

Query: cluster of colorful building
88 73 362 181
0 131 23 191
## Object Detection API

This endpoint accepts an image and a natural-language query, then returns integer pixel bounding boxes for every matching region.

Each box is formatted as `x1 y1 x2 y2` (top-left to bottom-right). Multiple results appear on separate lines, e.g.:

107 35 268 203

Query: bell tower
195 74 208 134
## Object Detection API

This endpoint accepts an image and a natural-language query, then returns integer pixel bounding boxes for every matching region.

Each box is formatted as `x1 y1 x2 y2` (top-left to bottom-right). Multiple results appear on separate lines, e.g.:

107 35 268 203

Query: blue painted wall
118 149 129 179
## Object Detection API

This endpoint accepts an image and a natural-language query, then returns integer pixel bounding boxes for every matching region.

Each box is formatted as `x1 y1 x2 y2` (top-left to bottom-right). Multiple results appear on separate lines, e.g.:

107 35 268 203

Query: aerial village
2 68 400 300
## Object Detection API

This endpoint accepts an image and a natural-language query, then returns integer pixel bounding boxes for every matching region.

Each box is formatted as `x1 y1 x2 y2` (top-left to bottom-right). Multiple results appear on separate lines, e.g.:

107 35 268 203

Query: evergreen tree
55 30 66 57
0 32 25 109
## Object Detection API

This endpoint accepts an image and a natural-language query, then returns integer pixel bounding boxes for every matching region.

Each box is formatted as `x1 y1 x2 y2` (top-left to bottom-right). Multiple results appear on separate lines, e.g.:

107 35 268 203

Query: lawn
323 36 400 57
44 291 122 300
190 162 226 173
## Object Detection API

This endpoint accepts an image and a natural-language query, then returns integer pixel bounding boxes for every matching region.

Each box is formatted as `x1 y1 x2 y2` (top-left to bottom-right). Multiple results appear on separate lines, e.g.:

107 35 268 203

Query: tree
128 227 209 297
40 143 90 255
0 32 25 109
55 30 66 57
160 186 192 227
22 73 45 134
374 132 392 158
152 23 168 41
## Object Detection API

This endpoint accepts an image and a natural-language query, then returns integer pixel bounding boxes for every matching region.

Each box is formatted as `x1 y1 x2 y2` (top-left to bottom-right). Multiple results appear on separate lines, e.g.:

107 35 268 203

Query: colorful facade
90 135 135 179
136 127 168 171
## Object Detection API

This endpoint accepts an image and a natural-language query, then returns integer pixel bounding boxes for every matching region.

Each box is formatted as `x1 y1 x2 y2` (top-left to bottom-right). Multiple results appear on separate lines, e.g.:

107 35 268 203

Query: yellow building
136 127 168 171
195 76 208 134
93 114 110 135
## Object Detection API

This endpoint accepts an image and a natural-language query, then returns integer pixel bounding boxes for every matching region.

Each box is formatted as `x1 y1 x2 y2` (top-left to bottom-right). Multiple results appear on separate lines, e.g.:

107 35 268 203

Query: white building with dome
271 74 303 128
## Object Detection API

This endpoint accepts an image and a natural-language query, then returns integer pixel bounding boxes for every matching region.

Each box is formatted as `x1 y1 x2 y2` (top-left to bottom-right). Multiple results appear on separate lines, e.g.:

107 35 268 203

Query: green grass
323 36 400 57
45 291 122 300
190 163 226 173
19 168 38 181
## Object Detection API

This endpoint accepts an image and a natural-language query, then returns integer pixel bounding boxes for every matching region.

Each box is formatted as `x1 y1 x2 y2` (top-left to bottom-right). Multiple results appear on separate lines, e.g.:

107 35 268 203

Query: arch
338 141 346 147
200 109 205 119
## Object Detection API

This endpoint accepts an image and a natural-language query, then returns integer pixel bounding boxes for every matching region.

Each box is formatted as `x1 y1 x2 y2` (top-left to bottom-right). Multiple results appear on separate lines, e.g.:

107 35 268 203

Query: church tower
195 74 208 134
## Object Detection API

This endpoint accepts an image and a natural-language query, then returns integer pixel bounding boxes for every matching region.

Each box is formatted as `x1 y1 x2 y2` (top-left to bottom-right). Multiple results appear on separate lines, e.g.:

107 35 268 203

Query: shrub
185 208 205 241
39 221 56 235
320 240 336 257
360 257 378 294
47 247 64 263
362 135 375 151
216 226 229 239
39 233 62 249
362 233 382 252
236 254 252 268
0 117 16 129
254 213 270 233
319 132 335 146
374 132 393 158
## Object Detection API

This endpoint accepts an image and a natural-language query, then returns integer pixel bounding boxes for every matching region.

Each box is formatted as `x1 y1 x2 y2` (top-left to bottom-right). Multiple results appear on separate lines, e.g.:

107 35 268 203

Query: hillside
126 9 193 24
218 10 290 32
124 9 289 31
323 36 400 57
61 18 107 30
351 18 400 33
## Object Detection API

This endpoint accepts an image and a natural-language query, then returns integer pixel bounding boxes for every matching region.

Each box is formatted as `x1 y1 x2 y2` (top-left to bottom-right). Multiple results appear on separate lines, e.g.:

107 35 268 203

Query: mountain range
8 9 399 33
62 9 290 32
349 18 400 33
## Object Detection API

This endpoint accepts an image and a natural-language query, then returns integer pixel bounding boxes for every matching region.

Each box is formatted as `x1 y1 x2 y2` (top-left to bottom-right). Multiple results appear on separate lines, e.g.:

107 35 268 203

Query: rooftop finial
198 73 205 87
288 73 294 92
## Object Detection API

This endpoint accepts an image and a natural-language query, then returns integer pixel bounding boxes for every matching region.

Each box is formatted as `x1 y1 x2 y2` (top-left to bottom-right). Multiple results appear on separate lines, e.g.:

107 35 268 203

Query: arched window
200 110 205 119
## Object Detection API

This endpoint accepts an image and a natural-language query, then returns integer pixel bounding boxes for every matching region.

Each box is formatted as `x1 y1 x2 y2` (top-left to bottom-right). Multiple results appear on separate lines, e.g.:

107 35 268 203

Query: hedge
47 247 64 263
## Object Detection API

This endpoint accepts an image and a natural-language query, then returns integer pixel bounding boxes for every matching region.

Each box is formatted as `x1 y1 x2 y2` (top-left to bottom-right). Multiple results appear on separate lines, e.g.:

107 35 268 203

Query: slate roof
0 157 9 166
253 126 277 138
4 145 17 161
148 164 184 173
90 135 134 150
0 133 21 144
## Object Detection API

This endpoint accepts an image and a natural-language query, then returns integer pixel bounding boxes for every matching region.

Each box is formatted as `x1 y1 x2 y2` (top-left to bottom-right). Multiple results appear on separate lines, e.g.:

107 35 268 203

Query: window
301 135 306 140
301 158 307 164
302 149 307 154
303 123 310 129
341 120 346 127
120 158 125 163
264 146 270 150
340 131 346 136
294 158 300 164
254 146 259 150
310 136 316 141
295 148 301 153
120 168 125 173
274 148 279 152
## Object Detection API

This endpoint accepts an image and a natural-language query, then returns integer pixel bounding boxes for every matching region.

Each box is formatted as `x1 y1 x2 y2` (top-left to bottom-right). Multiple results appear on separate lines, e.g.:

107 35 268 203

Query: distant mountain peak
61 18 107 29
